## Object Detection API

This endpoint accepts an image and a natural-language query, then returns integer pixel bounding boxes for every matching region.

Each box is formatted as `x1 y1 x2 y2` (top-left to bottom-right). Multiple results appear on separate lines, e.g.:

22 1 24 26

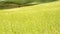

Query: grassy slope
0 1 60 34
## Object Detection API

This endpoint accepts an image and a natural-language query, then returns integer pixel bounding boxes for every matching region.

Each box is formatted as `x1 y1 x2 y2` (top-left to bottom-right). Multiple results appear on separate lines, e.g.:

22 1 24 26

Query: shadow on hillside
0 0 57 10
0 2 37 10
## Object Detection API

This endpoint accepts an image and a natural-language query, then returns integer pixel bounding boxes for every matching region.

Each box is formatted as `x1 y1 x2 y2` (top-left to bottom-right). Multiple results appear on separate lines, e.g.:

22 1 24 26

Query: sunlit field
0 1 60 34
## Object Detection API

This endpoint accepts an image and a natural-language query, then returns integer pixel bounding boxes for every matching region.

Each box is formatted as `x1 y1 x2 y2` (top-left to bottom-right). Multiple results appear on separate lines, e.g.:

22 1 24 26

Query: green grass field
0 1 60 34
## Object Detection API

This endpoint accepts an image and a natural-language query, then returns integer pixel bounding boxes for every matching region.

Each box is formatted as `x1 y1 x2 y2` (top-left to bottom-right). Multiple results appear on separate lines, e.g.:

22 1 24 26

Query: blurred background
0 0 60 9
0 0 59 4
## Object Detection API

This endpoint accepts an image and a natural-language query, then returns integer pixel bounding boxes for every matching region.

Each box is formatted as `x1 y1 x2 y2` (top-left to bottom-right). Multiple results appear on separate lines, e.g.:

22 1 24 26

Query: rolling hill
0 1 60 34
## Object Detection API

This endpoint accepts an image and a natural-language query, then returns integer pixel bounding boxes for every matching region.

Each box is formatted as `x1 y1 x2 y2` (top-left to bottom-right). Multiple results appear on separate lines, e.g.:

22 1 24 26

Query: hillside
0 1 60 34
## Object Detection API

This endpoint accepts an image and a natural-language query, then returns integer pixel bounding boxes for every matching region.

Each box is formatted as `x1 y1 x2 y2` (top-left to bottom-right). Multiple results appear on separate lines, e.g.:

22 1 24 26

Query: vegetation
0 1 37 9
3 0 58 4
0 1 60 34
0 0 58 9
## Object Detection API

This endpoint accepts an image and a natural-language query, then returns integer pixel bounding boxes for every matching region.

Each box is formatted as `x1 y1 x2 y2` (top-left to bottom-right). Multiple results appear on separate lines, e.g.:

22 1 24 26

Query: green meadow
0 1 60 34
